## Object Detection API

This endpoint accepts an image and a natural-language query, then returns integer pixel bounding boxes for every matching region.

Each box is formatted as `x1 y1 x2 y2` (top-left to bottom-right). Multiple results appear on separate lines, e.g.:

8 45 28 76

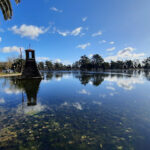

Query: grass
0 72 21 77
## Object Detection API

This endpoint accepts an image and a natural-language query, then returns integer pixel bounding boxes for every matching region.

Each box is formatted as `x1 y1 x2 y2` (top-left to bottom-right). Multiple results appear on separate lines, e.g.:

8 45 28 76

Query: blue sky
0 0 150 64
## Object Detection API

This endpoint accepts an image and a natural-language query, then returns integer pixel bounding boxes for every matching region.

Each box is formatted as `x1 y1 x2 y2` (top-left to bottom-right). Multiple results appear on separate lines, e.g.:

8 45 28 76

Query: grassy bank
0 73 21 77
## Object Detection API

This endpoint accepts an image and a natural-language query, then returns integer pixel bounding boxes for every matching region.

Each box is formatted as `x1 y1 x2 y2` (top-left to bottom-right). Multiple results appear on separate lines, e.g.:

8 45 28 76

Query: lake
0 71 150 150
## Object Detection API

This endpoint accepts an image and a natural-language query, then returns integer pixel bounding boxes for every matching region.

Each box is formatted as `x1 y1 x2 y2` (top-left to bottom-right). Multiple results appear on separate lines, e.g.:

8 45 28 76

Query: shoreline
0 73 21 77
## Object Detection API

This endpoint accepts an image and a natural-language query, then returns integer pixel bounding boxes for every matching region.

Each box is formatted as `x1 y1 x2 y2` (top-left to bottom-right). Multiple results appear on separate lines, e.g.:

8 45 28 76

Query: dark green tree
92 54 104 70
45 61 53 70
38 62 45 70
143 57 150 69
54 62 64 70
79 55 91 70
125 60 134 69
11 58 25 73
102 62 110 70
72 61 80 70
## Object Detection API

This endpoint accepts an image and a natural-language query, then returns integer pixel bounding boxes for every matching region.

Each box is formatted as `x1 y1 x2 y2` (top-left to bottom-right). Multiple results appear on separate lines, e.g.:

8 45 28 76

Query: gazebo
21 49 42 79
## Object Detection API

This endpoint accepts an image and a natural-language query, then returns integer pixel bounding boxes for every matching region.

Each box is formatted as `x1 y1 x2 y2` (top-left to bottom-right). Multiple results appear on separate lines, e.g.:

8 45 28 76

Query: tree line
37 55 150 71
1 54 150 73
38 54 150 71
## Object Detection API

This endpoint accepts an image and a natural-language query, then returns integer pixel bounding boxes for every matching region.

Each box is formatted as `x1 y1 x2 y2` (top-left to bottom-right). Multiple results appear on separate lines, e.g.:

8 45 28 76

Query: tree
64 65 72 70
6 57 15 70
38 62 45 70
102 62 110 70
54 62 63 70
0 62 7 72
125 60 134 69
116 61 124 69
110 61 116 69
110 61 124 69
91 54 104 70
0 0 20 20
72 61 80 70
143 57 150 69
45 61 53 70
79 55 91 70
11 58 25 72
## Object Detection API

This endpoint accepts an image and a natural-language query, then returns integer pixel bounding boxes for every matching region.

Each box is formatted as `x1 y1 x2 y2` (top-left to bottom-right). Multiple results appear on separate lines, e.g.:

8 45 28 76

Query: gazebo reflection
11 79 41 107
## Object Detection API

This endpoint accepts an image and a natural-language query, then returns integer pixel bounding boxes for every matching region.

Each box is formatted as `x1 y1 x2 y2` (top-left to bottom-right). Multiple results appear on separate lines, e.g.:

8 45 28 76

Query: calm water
0 71 150 150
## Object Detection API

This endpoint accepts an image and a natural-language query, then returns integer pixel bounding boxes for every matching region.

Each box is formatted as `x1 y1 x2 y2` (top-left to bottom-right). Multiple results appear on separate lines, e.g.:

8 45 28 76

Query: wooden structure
21 49 42 79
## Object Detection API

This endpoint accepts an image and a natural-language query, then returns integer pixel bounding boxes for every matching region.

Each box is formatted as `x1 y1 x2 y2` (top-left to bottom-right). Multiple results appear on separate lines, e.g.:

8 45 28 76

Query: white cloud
106 47 116 52
93 101 102 106
55 59 61 63
105 47 145 62
109 41 115 44
89 54 93 58
50 7 63 13
88 81 93 85
77 43 90 49
106 86 115 91
99 40 106 44
82 17 87 22
61 102 83 110
62 60 72 65
9 24 48 39
0 37 2 42
17 103 46 115
0 98 5 104
71 27 82 36
61 102 69 107
42 80 51 84
63 74 71 79
57 30 69 36
92 31 102 37
105 76 144 90
73 102 83 110
78 89 91 95
99 94 106 98
57 27 83 37
1 46 24 53
4 88 21 94
53 59 71 65
37 57 50 61
55 77 62 82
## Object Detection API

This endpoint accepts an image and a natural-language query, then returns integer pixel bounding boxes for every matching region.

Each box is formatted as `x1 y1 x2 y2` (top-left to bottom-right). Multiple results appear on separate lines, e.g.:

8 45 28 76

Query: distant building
21 49 42 79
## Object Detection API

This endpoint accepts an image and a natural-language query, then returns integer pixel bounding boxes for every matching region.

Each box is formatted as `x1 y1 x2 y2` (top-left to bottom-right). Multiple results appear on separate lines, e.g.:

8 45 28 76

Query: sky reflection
1 71 150 150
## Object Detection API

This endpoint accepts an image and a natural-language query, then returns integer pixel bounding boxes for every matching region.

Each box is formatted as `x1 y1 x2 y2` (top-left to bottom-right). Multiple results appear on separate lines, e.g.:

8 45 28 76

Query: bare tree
6 57 15 70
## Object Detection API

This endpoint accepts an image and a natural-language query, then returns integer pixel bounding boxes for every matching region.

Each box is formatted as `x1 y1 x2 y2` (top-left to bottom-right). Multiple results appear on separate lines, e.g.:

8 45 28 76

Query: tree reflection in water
75 73 105 86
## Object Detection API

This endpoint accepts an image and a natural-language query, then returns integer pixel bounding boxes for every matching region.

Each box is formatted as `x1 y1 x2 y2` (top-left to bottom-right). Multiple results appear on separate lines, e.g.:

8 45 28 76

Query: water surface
0 71 150 150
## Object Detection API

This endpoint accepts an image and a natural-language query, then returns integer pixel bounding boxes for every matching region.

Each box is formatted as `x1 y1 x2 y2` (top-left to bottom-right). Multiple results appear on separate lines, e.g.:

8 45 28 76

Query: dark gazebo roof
25 49 35 52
